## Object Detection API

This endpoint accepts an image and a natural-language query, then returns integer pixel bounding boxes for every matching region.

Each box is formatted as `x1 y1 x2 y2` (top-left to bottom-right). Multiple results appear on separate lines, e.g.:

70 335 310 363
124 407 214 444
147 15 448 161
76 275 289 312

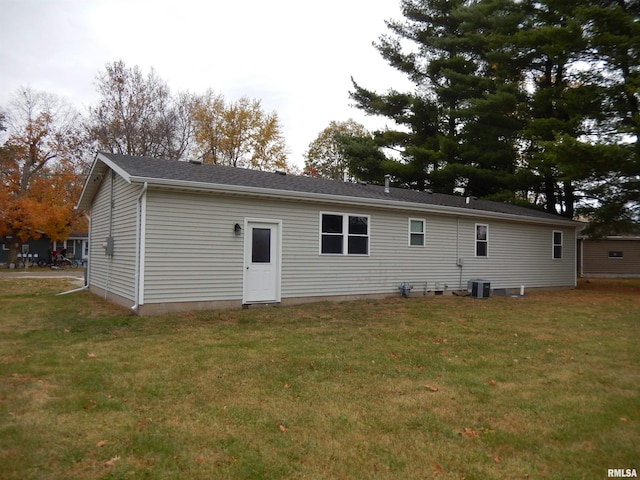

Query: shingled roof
77 153 579 226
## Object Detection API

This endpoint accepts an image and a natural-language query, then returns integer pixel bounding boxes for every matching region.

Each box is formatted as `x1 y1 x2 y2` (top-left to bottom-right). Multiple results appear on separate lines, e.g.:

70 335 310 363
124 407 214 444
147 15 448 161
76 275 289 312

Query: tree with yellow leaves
192 90 290 171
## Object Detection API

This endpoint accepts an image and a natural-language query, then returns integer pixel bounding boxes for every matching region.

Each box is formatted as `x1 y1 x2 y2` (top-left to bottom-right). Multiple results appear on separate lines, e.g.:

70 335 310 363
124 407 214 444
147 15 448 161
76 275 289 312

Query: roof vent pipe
384 174 391 194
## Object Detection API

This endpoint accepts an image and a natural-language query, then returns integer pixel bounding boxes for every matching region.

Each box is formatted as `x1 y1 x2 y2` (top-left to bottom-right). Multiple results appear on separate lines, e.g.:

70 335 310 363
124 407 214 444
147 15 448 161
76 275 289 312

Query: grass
0 278 638 479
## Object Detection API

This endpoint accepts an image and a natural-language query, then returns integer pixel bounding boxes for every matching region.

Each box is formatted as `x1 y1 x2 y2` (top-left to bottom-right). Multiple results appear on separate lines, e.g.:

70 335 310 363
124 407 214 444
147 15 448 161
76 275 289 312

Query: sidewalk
0 268 84 282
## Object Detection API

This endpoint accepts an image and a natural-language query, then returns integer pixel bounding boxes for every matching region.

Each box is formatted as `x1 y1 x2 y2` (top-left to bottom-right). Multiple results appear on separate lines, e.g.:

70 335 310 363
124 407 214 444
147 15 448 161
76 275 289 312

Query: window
553 231 563 259
320 213 369 255
252 228 271 263
409 219 425 246
608 251 624 259
476 224 488 257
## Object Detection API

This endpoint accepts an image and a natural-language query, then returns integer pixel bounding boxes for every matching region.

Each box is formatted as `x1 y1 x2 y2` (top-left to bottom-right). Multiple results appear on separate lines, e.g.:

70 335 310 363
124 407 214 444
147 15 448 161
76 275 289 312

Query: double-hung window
409 218 425 246
476 224 488 257
552 231 563 259
320 213 369 255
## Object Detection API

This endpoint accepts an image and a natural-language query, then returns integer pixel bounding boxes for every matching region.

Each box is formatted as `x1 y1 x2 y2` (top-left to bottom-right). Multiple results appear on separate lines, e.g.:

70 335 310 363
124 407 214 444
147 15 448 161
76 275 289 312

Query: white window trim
319 212 370 256
475 223 489 257
408 218 426 247
552 230 563 260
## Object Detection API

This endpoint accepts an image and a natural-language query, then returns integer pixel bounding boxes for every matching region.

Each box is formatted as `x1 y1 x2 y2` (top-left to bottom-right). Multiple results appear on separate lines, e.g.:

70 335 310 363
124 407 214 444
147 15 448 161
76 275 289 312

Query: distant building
578 236 640 278
0 232 88 266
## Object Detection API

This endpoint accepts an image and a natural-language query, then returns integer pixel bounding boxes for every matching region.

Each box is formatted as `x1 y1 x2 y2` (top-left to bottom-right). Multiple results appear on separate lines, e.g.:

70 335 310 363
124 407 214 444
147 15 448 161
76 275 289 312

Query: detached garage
77 153 581 315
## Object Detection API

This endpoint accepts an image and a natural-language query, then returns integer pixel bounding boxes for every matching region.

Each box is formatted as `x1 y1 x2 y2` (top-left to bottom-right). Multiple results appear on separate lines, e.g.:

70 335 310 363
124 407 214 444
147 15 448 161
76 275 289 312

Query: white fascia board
76 153 135 211
96 153 133 183
129 176 581 228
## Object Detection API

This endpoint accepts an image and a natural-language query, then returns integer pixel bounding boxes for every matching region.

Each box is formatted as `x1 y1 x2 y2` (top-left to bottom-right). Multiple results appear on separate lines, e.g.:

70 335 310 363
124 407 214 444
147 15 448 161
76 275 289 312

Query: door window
252 228 271 263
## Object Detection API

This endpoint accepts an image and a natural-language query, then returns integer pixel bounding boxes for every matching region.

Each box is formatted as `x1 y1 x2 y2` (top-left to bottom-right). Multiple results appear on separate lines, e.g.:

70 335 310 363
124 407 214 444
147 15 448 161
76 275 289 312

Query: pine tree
349 0 639 227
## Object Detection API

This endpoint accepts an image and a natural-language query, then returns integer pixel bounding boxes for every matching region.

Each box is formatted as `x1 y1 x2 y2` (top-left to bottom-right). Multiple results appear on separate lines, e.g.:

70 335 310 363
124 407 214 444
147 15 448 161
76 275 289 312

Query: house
0 235 50 266
578 236 640 278
77 153 581 315
0 232 88 266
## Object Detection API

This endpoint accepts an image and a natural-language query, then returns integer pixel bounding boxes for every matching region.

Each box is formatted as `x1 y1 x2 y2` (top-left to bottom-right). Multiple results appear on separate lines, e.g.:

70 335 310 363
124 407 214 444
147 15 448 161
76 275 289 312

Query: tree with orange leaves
0 87 90 267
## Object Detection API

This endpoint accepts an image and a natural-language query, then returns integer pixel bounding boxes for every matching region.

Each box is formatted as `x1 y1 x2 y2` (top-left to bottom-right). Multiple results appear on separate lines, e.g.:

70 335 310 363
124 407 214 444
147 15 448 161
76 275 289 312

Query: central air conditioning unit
468 278 491 299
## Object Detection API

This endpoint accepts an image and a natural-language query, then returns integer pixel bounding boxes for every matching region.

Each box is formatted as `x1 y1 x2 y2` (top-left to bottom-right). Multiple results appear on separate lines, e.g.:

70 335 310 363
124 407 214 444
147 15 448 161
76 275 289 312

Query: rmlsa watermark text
608 469 638 478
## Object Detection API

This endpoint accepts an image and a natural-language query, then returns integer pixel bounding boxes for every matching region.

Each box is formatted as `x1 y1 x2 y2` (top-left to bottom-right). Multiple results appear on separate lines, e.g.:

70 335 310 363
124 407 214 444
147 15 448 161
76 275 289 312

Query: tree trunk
563 180 575 218
544 176 557 214
6 240 20 267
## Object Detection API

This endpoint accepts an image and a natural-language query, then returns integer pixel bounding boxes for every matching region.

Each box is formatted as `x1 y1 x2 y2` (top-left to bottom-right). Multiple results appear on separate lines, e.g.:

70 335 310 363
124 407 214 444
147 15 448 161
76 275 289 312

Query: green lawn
1 278 638 479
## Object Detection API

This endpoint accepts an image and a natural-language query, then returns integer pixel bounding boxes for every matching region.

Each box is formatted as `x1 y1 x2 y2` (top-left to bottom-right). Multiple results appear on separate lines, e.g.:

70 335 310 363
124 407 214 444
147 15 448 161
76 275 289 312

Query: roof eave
129 175 581 228
76 153 134 211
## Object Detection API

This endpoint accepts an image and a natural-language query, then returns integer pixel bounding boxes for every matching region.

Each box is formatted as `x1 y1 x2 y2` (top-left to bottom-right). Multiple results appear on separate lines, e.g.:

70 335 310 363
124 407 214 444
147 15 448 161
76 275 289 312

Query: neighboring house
578 236 640 278
77 153 581 315
0 232 88 266
0 235 50 266
60 232 90 262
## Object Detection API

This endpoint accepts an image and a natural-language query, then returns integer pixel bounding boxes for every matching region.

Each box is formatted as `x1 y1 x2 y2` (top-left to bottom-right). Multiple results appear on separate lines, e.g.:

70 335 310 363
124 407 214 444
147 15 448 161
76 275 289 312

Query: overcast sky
0 0 412 168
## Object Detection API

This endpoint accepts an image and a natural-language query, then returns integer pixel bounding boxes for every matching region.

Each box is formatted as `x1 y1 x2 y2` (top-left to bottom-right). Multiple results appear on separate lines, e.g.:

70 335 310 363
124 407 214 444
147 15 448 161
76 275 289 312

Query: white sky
0 0 412 168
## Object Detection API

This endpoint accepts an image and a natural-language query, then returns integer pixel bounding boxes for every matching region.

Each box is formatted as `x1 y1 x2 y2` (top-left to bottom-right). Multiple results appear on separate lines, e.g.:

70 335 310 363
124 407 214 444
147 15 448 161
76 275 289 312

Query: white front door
243 220 281 304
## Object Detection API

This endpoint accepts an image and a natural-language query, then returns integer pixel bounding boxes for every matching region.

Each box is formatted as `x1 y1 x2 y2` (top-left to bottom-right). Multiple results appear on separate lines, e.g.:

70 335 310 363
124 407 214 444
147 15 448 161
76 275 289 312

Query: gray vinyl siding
87 173 138 301
141 189 576 305
143 189 245 303
454 217 576 289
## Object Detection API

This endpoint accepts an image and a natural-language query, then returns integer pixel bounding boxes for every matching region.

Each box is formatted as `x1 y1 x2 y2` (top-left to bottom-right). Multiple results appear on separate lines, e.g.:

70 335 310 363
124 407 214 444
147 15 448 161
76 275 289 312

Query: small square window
322 214 343 234
608 251 623 258
348 216 368 235
321 235 343 254
348 236 368 255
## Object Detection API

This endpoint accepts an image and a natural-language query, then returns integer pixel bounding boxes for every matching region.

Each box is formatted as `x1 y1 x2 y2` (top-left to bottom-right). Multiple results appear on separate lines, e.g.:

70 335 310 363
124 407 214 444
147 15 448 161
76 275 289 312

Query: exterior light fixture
234 223 242 235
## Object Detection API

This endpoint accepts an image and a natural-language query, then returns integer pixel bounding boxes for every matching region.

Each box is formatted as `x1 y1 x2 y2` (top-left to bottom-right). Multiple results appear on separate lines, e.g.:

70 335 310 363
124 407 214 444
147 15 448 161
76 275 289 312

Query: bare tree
87 60 194 160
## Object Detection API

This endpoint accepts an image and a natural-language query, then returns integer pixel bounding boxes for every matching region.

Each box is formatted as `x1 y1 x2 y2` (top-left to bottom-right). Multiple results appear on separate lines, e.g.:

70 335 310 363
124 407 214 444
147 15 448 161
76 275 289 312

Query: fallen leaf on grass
489 380 497 386
492 453 500 463
284 383 291 389
279 424 287 433
433 464 444 474
462 427 480 438
96 440 106 447
196 457 205 463
104 456 120 467
425 385 439 392
87 353 97 358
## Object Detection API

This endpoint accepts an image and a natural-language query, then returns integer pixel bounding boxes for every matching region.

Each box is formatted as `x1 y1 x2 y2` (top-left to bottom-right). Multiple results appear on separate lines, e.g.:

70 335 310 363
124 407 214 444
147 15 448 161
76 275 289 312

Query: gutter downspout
578 235 583 280
456 216 463 290
57 285 89 296
56 213 92 297
84 213 91 288
131 182 148 313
